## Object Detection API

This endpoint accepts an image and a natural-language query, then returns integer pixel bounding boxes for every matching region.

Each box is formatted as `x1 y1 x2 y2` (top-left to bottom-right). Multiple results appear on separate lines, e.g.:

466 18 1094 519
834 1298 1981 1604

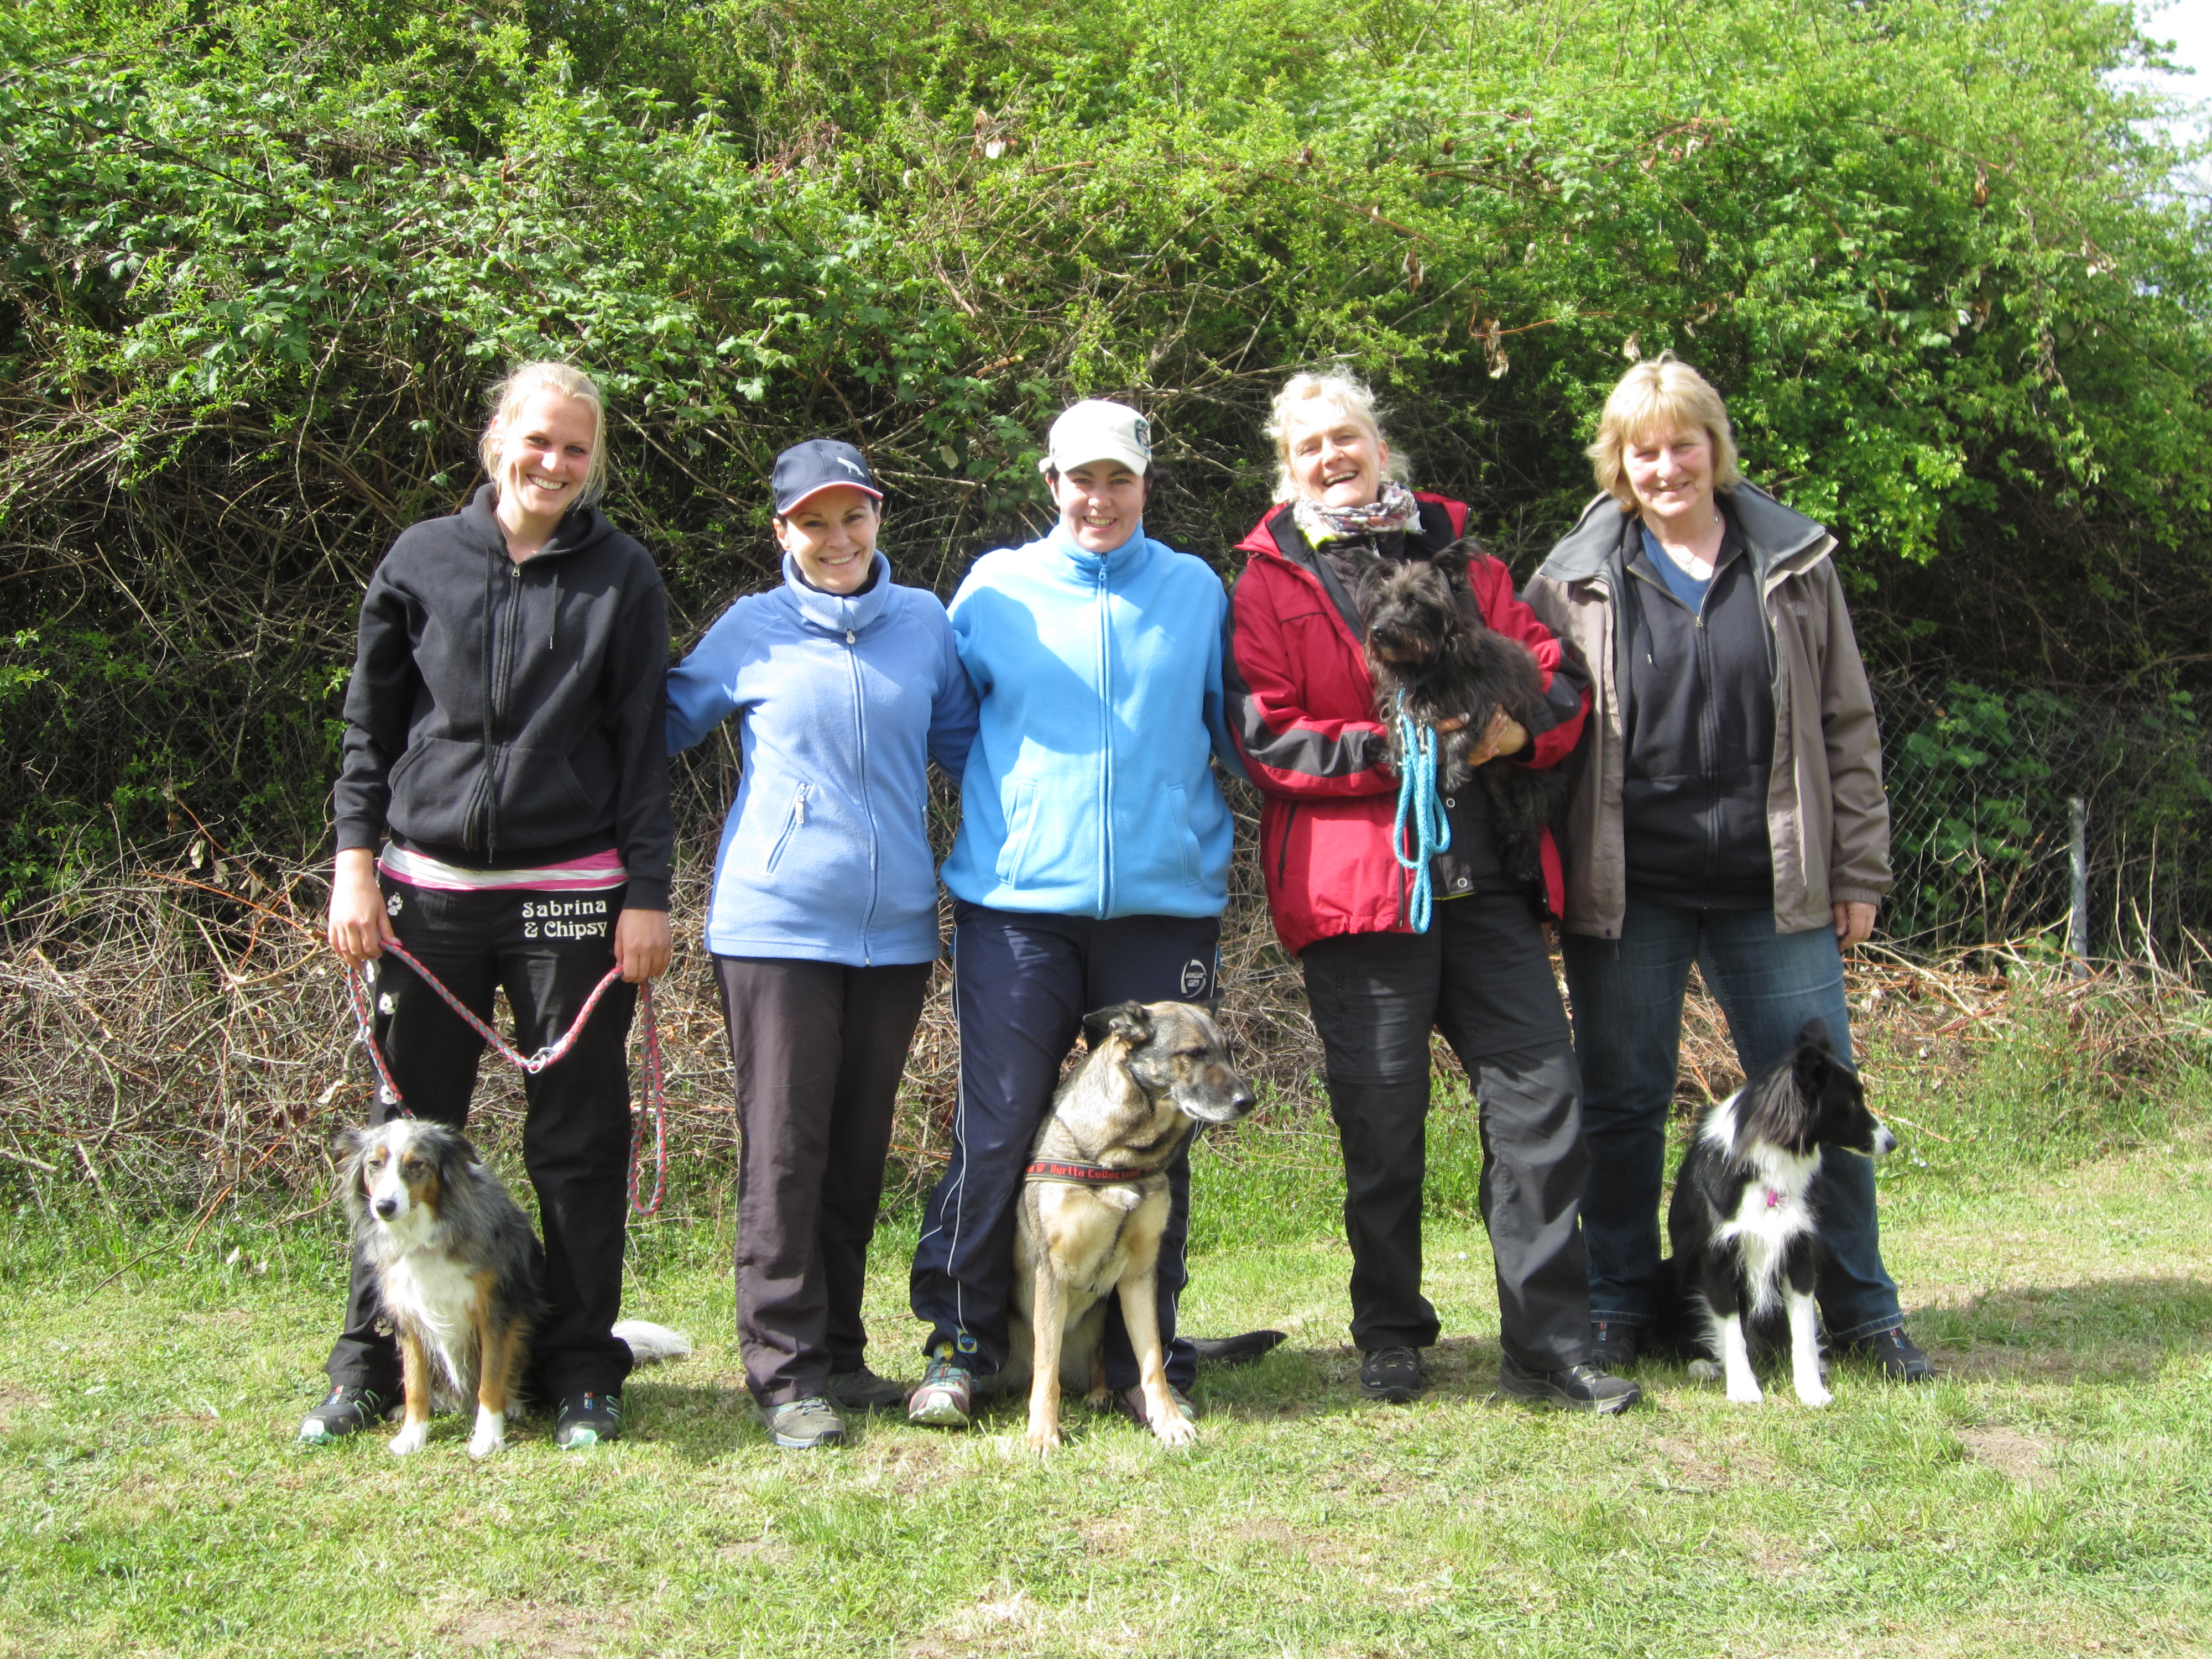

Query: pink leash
345 941 668 1217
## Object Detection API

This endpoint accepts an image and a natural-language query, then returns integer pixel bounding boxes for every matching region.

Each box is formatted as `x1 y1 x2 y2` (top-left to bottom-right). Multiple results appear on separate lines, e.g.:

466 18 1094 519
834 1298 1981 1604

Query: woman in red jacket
1226 372 1635 1412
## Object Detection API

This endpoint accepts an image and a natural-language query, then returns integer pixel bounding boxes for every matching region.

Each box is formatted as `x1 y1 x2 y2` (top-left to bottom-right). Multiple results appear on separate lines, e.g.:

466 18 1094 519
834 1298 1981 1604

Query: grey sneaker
763 1396 846 1449
1115 1383 1198 1430
826 1366 909 1412
906 1353 974 1428
298 1383 393 1445
1498 1358 1641 1415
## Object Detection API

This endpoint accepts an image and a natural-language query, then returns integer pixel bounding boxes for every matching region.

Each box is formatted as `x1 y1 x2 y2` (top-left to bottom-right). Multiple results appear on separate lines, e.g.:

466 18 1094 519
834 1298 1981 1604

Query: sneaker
906 1352 974 1428
298 1383 393 1445
1840 1327 1936 1383
1359 1346 1424 1404
763 1396 846 1449
1589 1319 1640 1372
826 1366 910 1412
553 1390 623 1448
1499 1358 1642 1414
1115 1383 1199 1430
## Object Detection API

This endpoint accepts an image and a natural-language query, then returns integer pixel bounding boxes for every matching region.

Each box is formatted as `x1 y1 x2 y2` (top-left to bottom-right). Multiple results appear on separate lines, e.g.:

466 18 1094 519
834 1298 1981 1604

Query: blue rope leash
1391 691 1453 932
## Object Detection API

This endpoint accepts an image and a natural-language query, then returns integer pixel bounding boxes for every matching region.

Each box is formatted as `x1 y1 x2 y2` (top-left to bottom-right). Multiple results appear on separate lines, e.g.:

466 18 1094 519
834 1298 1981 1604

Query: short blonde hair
1585 353 1743 510
1264 371 1413 501
478 361 609 504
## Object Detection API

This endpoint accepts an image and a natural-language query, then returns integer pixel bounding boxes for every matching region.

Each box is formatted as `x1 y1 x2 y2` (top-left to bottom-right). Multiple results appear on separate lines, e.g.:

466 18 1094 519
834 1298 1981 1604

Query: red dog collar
1025 1159 1147 1184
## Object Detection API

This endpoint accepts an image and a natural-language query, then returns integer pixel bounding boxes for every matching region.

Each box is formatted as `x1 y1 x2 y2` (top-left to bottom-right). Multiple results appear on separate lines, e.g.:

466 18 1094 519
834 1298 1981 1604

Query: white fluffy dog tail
612 1319 693 1366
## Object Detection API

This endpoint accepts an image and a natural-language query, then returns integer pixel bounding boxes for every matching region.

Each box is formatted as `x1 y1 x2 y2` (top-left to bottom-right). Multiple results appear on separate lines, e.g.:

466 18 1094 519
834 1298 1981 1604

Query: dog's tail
612 1319 693 1366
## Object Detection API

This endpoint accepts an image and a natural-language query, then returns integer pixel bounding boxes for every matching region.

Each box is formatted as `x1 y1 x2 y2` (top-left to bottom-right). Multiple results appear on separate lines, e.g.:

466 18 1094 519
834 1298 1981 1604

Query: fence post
2068 795 2090 976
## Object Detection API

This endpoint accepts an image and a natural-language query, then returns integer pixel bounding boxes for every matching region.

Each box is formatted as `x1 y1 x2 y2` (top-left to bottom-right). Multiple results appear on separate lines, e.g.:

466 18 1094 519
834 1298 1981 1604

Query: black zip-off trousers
1299 890 1595 1371
714 954 932 1407
323 875 639 1402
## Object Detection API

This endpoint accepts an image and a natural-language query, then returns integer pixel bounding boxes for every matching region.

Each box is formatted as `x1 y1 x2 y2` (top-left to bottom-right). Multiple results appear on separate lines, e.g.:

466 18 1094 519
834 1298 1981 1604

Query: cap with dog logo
772 439 883 516
1038 400 1152 476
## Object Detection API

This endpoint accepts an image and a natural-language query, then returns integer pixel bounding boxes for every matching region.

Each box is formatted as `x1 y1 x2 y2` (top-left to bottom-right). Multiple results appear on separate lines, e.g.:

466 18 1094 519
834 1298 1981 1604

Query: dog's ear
1431 538 1475 580
1082 1001 1154 1050
1794 1017 1835 1054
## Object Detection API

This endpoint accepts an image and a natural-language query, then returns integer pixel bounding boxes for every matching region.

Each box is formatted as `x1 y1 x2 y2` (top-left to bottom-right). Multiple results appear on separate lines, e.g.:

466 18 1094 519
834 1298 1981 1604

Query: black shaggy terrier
1354 538 1577 886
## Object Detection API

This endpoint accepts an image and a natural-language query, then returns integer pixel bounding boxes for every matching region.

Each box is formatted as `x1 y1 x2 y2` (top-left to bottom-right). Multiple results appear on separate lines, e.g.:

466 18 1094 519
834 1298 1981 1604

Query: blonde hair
1264 371 1413 501
1585 352 1742 510
478 361 609 504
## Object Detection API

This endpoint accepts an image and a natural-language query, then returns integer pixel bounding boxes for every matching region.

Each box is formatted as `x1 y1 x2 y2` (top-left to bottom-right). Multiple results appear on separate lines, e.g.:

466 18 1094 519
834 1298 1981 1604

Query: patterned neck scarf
1293 481 1422 546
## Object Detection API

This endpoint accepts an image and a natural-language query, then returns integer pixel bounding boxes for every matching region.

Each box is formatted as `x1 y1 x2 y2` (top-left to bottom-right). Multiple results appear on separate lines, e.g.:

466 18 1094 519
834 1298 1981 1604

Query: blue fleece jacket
940 525 1241 920
666 552 978 965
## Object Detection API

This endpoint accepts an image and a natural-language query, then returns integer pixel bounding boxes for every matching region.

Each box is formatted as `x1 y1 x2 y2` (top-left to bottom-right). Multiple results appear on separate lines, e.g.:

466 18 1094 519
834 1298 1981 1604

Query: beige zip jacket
1524 486 1892 939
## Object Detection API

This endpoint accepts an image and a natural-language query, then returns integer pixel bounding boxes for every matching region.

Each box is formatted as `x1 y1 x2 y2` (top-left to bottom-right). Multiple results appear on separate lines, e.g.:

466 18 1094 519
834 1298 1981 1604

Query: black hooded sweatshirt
332 485 675 909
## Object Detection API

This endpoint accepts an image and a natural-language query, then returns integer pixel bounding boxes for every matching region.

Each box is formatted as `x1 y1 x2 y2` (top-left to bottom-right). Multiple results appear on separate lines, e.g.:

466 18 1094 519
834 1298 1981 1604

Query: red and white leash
345 941 668 1217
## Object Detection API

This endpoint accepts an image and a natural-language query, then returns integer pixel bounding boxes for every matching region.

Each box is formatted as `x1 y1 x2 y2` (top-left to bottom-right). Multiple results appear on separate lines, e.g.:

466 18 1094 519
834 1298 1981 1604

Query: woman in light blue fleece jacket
666 440 977 1451
906 399 1245 1436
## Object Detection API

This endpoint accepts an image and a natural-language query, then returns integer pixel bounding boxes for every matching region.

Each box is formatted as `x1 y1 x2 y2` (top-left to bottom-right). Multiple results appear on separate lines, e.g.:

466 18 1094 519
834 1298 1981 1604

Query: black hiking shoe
1359 1346 1425 1403
1839 1327 1936 1383
554 1390 623 1448
1499 1358 1642 1415
1589 1319 1641 1372
298 1383 393 1446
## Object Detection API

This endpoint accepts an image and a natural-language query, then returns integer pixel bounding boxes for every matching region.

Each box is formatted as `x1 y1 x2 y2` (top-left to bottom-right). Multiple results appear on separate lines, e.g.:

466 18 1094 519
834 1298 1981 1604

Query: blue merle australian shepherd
1662 1019 1896 1407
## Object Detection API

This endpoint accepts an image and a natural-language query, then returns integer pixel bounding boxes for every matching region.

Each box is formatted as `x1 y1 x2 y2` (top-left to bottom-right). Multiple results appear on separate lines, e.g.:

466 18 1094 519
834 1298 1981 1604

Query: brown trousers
714 955 932 1405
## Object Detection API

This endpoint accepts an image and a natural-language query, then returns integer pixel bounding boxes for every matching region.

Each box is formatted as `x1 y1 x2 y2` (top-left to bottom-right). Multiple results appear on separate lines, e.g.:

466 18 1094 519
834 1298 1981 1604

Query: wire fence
1871 675 2212 963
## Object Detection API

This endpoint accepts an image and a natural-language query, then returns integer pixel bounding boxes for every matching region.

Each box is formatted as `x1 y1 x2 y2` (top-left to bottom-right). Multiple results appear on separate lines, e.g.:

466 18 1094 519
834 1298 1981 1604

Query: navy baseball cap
771 439 883 515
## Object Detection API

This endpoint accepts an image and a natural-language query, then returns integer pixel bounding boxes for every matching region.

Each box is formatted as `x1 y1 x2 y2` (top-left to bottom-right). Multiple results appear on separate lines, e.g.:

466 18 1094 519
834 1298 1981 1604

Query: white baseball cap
1038 399 1153 476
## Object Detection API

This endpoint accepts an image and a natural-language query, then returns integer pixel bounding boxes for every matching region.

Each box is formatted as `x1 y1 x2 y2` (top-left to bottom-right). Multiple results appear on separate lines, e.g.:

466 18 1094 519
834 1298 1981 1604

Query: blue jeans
1560 901 1902 1342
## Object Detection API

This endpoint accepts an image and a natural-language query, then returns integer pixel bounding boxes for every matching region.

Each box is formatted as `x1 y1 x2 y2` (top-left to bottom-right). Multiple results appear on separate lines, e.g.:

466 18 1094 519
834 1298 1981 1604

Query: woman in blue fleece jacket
666 440 977 1450
906 399 1244 1436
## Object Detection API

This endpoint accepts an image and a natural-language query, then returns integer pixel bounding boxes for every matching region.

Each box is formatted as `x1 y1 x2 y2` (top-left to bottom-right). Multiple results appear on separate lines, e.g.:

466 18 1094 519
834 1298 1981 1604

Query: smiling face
491 389 598 534
774 486 881 593
1051 459 1149 554
1621 425 1718 533
1282 402 1389 509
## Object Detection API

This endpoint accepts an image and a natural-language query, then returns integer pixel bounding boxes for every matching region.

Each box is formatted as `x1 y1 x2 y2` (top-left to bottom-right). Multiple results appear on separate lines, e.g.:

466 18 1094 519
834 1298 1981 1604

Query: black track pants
908 903 1221 1392
714 955 931 1407
324 877 639 1401
1300 891 1594 1370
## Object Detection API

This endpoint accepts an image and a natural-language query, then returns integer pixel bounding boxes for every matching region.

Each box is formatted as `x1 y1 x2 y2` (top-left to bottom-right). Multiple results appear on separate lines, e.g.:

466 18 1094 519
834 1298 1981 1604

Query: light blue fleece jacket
665 552 978 966
940 524 1242 920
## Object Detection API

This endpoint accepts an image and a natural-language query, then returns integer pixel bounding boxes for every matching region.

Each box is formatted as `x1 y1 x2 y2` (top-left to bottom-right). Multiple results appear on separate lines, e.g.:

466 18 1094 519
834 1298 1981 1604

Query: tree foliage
2 0 2208 898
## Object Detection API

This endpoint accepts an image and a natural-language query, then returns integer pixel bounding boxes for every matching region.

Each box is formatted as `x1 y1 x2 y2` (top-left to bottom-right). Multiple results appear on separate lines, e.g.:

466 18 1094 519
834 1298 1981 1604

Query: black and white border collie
337 1119 689 1457
1663 1020 1896 1407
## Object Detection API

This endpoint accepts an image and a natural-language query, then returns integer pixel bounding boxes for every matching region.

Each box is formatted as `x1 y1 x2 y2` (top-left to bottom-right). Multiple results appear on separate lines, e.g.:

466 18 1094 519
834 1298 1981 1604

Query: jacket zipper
847 625 879 964
1276 800 1299 885
1097 561 1113 915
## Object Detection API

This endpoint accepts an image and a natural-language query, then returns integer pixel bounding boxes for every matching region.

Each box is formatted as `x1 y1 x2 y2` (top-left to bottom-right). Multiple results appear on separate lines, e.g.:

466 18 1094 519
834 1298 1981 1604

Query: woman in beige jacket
1525 354 1930 1383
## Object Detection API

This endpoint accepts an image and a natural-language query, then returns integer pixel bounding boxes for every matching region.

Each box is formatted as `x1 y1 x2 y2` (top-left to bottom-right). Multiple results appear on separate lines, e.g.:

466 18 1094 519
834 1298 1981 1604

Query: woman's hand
614 907 672 983
1833 901 1876 950
327 848 396 968
1447 709 1528 769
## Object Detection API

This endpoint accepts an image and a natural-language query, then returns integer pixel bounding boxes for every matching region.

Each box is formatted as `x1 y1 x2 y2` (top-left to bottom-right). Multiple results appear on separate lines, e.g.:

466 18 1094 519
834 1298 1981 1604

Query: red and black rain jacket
1224 494 1590 956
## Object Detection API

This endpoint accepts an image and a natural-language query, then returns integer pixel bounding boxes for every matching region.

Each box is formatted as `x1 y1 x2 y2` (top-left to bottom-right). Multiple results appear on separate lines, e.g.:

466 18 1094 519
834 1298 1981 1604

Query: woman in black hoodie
301 362 675 1452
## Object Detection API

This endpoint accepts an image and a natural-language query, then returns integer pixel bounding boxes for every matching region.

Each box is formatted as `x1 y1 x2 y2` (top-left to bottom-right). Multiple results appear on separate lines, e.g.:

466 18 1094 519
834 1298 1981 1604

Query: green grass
5 1085 2211 1658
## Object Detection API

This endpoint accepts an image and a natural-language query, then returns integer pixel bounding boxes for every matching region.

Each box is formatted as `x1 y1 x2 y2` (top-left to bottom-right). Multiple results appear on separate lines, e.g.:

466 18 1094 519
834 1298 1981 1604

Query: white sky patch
2126 1 2211 200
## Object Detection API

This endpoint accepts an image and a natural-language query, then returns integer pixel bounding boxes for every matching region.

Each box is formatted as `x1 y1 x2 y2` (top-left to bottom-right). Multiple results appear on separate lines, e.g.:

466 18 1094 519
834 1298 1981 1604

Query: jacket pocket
1167 784 1200 886
762 783 811 875
385 736 483 845
995 778 1039 886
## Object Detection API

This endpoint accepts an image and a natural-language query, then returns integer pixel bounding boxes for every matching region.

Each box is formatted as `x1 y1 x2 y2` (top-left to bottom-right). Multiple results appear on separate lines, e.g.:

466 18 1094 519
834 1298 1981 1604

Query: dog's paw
387 1420 429 1455
1795 1383 1833 1409
1024 1423 1063 1456
1151 1412 1198 1449
1725 1382 1765 1406
468 1407 507 1458
1686 1359 1721 1382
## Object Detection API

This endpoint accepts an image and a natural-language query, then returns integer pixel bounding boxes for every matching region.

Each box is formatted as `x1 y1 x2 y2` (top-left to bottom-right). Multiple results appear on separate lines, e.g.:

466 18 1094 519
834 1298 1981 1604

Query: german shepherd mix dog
1354 539 1575 887
1008 1002 1256 1453
1662 1020 1896 1407
339 1119 690 1457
